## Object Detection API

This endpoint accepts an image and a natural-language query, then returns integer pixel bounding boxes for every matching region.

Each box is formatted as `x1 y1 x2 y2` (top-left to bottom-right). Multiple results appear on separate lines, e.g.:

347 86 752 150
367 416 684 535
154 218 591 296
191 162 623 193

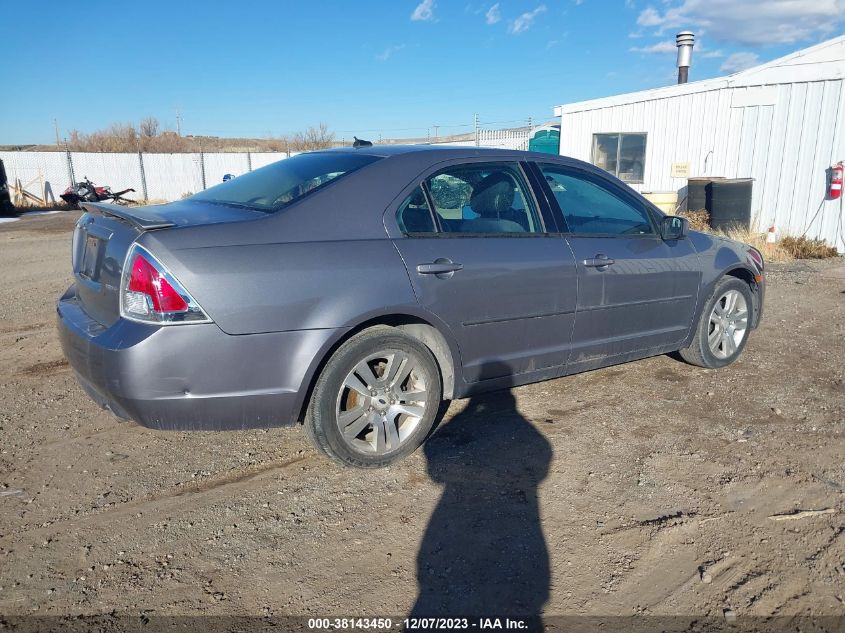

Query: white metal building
554 35 845 251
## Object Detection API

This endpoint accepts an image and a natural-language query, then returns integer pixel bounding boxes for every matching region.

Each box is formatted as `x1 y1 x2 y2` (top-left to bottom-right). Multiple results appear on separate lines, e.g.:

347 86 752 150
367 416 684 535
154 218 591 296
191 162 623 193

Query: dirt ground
0 212 843 628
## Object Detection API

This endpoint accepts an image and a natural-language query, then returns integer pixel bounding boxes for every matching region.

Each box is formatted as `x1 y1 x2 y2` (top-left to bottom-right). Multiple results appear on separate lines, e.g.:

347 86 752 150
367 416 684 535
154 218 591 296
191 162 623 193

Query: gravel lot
0 212 843 627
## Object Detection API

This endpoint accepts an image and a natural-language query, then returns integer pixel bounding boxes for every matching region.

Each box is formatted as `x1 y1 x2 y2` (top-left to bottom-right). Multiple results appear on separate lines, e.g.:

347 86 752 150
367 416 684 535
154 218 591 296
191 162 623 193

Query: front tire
304 326 442 468
679 277 753 368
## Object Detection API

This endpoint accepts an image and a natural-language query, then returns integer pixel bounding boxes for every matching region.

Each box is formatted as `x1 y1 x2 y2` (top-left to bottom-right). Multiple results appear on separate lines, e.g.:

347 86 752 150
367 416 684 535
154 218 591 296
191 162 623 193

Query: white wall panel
202 153 250 187
748 106 774 227
246 152 289 170
820 81 845 251
138 153 203 201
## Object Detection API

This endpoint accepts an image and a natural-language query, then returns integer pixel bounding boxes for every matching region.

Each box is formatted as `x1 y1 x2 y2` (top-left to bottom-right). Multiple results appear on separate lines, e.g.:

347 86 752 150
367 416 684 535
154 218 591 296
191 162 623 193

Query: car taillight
120 245 210 324
128 255 188 312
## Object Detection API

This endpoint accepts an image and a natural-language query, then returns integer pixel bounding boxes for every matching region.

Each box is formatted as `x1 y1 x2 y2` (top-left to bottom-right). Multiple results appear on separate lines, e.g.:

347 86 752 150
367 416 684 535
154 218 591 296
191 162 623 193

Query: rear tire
304 326 442 468
679 276 753 368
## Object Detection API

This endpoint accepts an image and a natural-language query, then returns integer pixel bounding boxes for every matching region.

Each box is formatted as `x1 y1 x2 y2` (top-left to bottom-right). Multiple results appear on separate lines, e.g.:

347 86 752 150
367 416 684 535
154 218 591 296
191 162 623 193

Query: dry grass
678 209 841 263
780 235 840 259
715 226 793 263
677 209 710 232
12 202 70 212
8 120 338 154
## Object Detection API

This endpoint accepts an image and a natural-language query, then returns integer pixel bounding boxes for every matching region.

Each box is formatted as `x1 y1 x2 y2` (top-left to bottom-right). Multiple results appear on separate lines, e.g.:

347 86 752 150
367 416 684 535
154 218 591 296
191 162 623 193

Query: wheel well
724 266 760 326
295 315 457 424
725 267 753 286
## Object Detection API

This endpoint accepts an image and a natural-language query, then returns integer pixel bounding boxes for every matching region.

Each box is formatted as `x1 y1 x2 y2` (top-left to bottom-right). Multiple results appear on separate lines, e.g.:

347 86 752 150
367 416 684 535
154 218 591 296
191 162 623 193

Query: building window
591 133 646 183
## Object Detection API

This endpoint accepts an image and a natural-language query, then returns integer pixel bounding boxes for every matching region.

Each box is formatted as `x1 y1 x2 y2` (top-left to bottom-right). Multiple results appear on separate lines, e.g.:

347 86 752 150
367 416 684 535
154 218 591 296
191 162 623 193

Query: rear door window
396 186 436 233
424 163 543 234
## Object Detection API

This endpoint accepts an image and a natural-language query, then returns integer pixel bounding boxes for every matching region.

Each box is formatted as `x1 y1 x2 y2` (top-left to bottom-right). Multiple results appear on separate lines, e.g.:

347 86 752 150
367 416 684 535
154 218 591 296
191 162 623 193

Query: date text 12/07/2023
306 617 531 630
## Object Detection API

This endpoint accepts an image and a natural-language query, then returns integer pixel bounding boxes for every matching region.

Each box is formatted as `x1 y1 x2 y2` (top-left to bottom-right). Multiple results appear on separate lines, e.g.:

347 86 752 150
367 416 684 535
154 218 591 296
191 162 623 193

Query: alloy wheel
335 349 428 455
707 289 749 359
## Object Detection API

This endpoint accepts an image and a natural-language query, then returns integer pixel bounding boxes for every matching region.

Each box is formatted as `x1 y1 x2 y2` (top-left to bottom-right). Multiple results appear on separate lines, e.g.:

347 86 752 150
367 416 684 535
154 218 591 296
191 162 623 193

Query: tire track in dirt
3 454 314 544
19 358 69 377
33 423 146 449
0 322 50 336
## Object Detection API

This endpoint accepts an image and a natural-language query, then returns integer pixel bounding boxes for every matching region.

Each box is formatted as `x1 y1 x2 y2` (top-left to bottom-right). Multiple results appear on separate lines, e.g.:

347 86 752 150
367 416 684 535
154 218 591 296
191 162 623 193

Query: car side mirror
660 215 689 240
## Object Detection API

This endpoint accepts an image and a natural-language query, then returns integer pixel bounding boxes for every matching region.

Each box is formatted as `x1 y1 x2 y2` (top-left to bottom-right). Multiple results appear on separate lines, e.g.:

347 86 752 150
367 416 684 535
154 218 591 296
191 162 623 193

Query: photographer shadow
410 363 552 627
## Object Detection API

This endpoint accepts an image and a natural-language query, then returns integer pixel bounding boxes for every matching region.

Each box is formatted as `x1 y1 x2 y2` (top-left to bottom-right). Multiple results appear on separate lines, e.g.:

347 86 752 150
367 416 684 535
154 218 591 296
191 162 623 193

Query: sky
2 0 844 145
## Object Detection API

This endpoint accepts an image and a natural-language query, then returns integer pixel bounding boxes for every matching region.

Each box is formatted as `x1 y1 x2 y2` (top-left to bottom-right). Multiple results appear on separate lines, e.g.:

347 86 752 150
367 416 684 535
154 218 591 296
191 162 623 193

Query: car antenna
352 136 373 148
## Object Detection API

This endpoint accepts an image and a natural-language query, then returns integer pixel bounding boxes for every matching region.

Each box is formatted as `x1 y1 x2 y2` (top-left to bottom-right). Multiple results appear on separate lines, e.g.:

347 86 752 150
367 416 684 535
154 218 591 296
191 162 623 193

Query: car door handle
583 254 615 268
416 260 463 276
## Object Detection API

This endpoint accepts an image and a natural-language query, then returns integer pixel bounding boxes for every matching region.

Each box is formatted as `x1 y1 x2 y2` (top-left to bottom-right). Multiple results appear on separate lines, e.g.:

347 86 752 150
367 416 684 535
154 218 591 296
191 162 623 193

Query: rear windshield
190 152 382 213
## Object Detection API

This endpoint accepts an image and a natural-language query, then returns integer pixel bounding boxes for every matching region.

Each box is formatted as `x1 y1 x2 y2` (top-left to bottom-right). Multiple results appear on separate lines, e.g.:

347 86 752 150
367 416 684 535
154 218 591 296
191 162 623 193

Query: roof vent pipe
676 31 694 84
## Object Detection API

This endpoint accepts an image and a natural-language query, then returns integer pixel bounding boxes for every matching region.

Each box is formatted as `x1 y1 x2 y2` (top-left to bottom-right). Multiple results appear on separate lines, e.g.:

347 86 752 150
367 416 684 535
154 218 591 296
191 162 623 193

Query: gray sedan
58 146 765 468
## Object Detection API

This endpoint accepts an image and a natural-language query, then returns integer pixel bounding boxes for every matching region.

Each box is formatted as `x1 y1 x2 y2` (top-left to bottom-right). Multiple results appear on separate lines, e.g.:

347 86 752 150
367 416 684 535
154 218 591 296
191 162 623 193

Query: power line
333 122 474 134
161 111 556 142
477 114 551 127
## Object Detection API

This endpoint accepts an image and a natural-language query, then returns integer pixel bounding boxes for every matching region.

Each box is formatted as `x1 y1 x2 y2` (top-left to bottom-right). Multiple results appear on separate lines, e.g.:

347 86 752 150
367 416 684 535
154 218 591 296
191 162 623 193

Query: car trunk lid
72 201 263 326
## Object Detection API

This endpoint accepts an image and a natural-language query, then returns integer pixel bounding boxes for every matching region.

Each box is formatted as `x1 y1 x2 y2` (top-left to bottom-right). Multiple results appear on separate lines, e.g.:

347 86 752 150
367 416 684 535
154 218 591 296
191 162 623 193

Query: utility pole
527 116 533 150
199 138 206 190
474 113 480 147
53 119 60 146
432 124 439 141
64 138 75 185
176 108 182 136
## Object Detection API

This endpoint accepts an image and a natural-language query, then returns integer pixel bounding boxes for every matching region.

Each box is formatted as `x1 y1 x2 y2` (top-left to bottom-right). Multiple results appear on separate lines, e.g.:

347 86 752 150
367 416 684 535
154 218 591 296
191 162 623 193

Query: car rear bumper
57 284 339 430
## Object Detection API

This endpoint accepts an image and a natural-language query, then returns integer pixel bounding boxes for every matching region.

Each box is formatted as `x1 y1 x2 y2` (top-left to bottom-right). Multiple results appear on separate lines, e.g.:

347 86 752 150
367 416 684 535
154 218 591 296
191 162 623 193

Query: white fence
436 128 530 150
0 129 531 206
0 150 293 204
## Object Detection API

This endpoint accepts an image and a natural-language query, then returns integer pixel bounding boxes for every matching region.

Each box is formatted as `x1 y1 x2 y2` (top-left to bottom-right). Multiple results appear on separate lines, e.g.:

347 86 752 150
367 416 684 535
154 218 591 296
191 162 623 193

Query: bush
780 236 840 259
65 119 336 153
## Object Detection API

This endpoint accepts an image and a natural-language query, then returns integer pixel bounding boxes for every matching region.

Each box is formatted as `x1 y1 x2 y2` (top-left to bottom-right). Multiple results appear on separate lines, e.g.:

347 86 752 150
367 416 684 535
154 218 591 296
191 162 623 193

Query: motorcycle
60 177 136 210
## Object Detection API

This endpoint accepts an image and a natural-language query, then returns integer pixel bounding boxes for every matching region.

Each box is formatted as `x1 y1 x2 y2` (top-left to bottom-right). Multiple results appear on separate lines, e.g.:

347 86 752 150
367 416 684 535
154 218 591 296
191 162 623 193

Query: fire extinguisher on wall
829 161 843 200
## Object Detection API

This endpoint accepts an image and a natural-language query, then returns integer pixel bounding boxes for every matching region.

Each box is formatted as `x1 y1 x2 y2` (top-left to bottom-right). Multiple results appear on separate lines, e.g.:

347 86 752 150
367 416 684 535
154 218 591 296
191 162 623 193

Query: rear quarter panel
141 235 418 335
136 156 446 336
